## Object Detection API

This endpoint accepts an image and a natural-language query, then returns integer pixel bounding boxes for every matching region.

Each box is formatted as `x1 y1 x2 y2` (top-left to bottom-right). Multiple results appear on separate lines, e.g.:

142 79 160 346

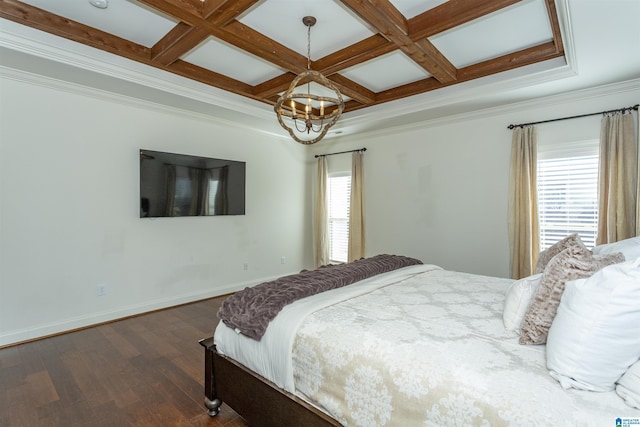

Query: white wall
2 69 638 347
313 82 639 278
0 74 313 346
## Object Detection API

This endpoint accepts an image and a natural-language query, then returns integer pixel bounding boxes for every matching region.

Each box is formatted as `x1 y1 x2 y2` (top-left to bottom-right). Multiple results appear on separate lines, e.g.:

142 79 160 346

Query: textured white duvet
214 264 438 391
215 265 640 426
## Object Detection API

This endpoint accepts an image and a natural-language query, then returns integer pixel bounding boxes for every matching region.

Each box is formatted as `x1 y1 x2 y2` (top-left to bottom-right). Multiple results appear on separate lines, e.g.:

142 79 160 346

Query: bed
200 251 640 426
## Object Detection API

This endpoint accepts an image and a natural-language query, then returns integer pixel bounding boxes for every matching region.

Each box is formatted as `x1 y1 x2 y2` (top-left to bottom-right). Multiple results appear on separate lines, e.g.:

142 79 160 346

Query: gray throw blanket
218 254 422 340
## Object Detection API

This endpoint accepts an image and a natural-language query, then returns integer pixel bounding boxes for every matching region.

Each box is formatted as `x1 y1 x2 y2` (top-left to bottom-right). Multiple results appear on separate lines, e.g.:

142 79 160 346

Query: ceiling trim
335 78 640 144
0 18 276 121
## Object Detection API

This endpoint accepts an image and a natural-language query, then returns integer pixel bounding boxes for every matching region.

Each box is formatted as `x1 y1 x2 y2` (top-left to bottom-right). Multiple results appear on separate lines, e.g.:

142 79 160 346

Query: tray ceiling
0 0 565 118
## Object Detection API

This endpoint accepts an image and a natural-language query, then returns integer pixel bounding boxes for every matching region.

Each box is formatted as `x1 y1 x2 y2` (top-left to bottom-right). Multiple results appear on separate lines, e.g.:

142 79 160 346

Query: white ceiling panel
182 38 286 86
19 0 177 48
389 0 448 19
239 0 376 60
341 51 431 92
429 0 553 68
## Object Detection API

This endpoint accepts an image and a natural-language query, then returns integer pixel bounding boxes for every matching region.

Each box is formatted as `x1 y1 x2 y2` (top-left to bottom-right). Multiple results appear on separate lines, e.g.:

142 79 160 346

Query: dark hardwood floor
0 296 250 427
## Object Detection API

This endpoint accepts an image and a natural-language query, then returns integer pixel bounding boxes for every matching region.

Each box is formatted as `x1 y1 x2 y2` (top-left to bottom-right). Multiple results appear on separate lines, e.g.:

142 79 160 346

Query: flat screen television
140 149 245 218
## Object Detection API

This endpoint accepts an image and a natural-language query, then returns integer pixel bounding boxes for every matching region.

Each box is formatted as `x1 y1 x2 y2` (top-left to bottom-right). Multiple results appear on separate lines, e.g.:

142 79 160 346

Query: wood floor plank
61 350 112 407
0 296 249 426
98 323 141 359
0 345 20 369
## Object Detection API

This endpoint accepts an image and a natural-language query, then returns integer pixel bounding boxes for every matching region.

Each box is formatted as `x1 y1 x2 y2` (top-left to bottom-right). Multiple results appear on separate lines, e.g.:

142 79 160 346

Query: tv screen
140 149 245 218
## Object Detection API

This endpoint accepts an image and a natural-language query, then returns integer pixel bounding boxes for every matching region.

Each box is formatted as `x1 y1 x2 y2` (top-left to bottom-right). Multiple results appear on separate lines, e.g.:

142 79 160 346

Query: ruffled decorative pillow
519 244 624 345
535 233 586 274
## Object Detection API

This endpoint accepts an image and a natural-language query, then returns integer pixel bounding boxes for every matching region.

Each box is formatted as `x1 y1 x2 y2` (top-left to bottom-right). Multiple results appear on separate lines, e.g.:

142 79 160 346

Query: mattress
215 266 640 426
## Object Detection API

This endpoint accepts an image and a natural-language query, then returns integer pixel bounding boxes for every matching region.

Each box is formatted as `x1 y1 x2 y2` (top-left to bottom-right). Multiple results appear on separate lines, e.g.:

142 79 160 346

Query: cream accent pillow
617 360 640 409
519 244 624 345
503 274 542 334
535 233 586 274
546 258 640 392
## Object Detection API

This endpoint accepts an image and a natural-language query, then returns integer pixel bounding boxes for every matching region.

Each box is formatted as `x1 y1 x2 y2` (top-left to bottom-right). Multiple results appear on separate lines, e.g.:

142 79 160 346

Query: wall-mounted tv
140 149 245 218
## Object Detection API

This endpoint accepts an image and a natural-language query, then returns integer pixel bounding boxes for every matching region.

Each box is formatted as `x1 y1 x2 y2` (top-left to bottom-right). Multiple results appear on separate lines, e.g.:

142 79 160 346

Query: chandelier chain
307 23 311 71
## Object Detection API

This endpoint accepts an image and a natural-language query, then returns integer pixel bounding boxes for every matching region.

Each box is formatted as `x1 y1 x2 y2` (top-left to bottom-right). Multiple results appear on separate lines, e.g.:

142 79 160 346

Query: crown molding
340 78 640 143
0 63 288 141
0 19 276 120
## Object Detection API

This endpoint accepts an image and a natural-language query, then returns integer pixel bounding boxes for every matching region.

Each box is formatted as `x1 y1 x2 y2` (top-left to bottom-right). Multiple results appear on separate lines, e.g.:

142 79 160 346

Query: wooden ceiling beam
201 0 231 19
0 0 150 60
137 0 306 73
253 71 375 106
315 34 396 76
221 21 307 74
328 74 376 104
0 0 566 114
147 0 237 66
168 59 255 98
253 73 297 98
374 41 562 105
151 23 208 66
206 0 259 26
134 0 202 27
458 41 563 81
339 0 457 83
543 0 564 55
316 0 521 77
408 0 521 40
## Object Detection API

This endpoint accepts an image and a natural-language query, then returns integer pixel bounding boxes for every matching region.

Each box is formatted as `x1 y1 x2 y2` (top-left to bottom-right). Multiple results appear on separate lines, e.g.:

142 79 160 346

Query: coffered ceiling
1 0 639 139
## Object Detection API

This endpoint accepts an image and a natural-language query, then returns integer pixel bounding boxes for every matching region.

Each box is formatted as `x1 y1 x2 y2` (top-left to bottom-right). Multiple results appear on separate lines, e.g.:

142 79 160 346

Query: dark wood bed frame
199 337 341 427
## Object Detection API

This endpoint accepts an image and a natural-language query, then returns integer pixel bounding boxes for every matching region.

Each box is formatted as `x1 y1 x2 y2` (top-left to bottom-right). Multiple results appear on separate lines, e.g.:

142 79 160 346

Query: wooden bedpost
199 337 222 416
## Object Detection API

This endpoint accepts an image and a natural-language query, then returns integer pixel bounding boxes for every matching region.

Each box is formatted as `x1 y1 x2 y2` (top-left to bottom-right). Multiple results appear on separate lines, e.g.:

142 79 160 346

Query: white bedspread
215 266 640 426
214 264 439 391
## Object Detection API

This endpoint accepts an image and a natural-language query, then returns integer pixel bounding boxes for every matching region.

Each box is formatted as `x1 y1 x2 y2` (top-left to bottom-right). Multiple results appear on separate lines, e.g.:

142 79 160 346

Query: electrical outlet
281 256 286 264
97 284 107 297
243 263 249 271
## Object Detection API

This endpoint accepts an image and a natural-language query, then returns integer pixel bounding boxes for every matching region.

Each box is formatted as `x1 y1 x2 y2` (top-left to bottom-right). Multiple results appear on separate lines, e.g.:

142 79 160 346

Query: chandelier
274 16 344 145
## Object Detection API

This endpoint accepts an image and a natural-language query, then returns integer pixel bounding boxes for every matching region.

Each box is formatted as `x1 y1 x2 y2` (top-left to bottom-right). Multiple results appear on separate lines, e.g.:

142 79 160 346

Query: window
328 173 351 263
207 179 219 213
537 139 599 250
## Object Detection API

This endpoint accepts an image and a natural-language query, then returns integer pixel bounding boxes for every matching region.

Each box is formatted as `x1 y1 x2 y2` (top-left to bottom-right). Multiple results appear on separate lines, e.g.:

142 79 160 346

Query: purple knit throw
217 254 422 340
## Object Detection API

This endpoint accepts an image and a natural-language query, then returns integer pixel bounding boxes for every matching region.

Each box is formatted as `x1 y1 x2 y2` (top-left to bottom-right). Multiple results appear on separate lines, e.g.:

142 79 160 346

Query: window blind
537 139 599 250
328 174 351 263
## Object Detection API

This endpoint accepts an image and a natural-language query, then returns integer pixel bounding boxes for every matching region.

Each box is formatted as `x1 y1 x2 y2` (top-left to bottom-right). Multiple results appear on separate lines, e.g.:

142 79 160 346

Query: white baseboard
0 274 289 347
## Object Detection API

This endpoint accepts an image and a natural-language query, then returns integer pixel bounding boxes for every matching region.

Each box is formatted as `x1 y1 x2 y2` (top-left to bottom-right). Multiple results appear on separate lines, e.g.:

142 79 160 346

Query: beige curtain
637 109 640 236
314 156 329 267
597 112 638 244
348 151 365 262
508 126 539 279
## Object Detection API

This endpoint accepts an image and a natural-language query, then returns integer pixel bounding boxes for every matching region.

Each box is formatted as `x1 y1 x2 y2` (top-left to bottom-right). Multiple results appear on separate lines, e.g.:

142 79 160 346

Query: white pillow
546 257 640 391
592 236 640 261
502 274 542 334
617 359 640 409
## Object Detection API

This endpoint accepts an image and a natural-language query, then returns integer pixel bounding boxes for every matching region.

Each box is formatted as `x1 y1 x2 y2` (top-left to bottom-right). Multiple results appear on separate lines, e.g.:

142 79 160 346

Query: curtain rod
507 104 639 130
314 147 367 158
